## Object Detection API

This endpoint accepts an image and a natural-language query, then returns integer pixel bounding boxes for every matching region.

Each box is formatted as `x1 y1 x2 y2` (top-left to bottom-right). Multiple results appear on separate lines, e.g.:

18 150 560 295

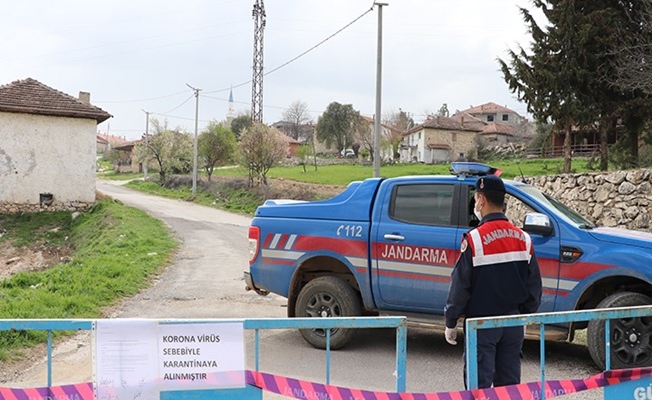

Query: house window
502 114 509 121
418 132 421 139
487 115 494 122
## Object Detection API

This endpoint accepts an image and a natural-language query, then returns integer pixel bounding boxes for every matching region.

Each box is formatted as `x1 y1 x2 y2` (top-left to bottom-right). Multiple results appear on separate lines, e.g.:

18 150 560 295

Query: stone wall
519 169 652 232
0 201 93 213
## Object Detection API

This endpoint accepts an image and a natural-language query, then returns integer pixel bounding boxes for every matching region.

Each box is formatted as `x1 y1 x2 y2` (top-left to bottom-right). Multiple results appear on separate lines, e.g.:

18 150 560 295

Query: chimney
79 91 90 104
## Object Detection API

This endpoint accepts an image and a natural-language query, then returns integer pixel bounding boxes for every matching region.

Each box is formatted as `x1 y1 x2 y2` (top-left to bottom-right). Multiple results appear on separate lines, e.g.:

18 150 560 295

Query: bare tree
353 115 373 160
384 109 415 160
282 100 312 140
239 123 288 186
603 3 652 94
134 119 192 182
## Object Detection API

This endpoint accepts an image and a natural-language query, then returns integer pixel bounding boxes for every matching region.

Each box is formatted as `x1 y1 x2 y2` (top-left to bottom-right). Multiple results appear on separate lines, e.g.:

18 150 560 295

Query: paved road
9 182 602 398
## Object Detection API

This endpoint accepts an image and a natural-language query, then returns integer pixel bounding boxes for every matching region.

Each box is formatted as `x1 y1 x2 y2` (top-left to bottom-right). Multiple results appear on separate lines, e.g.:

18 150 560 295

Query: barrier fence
0 316 407 395
465 304 652 398
2 309 652 399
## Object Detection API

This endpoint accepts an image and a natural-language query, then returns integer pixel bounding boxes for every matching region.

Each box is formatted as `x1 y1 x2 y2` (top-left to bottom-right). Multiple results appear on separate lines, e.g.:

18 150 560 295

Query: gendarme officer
444 174 542 389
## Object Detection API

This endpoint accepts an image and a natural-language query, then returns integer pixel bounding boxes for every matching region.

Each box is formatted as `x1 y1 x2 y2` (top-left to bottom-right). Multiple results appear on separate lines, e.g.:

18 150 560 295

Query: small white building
0 78 111 212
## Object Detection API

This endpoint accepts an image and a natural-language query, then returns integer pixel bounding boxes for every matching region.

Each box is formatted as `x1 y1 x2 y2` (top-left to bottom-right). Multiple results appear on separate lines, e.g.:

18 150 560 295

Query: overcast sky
1 0 541 140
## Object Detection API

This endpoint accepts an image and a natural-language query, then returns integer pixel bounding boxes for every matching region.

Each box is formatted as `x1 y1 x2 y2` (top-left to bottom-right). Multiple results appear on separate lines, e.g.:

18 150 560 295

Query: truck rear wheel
587 291 652 369
295 276 361 350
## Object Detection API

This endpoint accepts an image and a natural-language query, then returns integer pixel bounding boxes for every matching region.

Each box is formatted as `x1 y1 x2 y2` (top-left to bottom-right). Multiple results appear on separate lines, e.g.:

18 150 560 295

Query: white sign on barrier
159 322 245 391
94 320 244 400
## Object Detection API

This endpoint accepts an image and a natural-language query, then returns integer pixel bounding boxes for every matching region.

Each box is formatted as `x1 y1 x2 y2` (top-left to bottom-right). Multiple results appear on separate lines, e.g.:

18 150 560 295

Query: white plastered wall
0 111 96 204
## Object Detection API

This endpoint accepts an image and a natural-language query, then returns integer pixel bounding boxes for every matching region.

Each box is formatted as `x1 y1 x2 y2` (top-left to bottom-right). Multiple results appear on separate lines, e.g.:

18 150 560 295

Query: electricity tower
251 0 266 123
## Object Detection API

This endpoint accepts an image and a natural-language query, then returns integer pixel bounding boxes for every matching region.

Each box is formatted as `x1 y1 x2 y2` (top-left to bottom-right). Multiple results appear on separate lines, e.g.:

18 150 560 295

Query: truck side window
504 193 537 227
391 184 454 226
467 189 536 228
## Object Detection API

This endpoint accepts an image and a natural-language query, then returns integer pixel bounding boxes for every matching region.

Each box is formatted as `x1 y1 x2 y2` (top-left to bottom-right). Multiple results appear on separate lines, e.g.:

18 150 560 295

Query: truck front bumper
244 271 269 296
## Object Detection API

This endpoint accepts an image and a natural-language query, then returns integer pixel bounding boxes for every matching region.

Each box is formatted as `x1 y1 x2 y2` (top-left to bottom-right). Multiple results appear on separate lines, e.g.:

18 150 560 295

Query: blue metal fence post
326 328 331 385
465 320 479 390
396 320 407 392
47 330 53 387
605 319 611 371
539 324 546 400
254 328 260 372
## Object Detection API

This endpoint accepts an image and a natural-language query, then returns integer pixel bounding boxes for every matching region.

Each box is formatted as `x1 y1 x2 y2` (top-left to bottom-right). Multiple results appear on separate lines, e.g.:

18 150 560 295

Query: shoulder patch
460 238 468 253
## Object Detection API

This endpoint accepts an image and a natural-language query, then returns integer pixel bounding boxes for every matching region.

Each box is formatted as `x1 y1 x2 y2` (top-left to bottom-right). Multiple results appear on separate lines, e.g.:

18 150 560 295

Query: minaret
226 87 236 125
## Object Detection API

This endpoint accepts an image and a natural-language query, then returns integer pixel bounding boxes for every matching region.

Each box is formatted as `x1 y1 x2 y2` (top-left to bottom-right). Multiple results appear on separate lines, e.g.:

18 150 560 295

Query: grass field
211 158 592 185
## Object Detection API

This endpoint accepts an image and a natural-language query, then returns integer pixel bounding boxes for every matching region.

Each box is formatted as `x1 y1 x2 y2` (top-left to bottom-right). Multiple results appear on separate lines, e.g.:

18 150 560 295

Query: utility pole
141 109 150 181
251 0 266 122
373 2 388 178
186 84 201 194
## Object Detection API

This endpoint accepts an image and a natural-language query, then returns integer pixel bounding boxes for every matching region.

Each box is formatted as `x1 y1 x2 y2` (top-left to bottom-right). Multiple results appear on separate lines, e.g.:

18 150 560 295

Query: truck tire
295 276 361 350
587 291 652 369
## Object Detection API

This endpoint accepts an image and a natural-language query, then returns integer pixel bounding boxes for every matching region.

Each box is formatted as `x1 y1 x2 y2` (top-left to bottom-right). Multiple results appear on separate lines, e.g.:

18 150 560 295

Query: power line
160 94 195 115
204 5 374 95
265 6 374 77
96 90 189 104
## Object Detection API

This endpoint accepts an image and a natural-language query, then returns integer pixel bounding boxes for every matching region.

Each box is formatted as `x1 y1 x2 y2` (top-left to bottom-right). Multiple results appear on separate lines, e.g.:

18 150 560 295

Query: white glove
445 327 458 345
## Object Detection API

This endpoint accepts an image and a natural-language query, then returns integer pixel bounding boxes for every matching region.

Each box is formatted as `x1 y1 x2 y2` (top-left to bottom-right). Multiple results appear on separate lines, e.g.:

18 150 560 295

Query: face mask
474 198 483 221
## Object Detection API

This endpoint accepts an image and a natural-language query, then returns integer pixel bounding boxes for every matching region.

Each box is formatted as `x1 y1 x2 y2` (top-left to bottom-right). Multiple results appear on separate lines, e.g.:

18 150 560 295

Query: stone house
113 138 145 173
0 78 111 211
401 116 483 163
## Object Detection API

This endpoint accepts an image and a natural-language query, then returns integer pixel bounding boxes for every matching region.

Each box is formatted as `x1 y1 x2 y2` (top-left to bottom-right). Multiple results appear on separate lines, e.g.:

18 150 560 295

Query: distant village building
402 102 534 163
96 132 128 154
401 116 482 164
456 102 525 125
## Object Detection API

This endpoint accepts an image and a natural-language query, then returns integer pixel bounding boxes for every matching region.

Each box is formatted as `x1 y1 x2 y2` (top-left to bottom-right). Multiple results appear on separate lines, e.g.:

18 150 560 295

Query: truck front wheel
587 291 652 369
295 276 361 350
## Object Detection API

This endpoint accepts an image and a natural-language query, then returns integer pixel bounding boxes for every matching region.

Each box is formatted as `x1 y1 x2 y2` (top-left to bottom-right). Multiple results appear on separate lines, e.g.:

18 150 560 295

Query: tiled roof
0 78 111 123
449 112 487 130
417 116 483 133
113 139 143 151
459 102 517 115
481 122 517 136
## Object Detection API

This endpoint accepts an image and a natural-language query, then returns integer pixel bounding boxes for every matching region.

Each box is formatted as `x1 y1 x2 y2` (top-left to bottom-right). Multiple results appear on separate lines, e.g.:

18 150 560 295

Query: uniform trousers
463 326 523 389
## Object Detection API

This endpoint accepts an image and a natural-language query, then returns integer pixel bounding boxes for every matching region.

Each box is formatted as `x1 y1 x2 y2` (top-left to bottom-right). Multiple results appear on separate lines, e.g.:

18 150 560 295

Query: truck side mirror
523 213 553 236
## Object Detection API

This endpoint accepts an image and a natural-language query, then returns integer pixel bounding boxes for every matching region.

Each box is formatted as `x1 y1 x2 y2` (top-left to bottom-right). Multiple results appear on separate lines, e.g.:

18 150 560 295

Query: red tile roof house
0 78 111 212
400 116 483 164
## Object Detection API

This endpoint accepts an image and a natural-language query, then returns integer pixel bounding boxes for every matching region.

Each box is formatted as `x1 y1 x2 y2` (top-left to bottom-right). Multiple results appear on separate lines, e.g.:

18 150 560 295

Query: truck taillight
248 226 260 264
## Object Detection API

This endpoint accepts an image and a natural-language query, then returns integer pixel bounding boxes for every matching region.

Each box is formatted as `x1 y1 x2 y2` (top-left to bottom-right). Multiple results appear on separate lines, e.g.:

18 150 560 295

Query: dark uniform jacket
444 212 542 329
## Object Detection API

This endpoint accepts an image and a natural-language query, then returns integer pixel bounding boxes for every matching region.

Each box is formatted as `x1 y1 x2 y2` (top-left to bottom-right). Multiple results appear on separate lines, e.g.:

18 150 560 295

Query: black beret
475 175 505 193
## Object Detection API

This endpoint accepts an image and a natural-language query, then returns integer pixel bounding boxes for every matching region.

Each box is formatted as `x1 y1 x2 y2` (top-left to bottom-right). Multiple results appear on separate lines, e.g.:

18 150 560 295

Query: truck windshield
519 185 596 229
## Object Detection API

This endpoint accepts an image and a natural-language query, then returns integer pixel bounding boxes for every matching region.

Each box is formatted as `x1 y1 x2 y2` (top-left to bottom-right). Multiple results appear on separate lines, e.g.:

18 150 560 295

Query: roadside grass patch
99 171 145 181
0 199 176 360
0 211 72 248
126 175 322 216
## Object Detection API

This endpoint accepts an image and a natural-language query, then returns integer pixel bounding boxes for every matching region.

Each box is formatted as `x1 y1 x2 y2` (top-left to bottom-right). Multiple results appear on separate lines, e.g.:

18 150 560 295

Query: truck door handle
384 234 405 241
